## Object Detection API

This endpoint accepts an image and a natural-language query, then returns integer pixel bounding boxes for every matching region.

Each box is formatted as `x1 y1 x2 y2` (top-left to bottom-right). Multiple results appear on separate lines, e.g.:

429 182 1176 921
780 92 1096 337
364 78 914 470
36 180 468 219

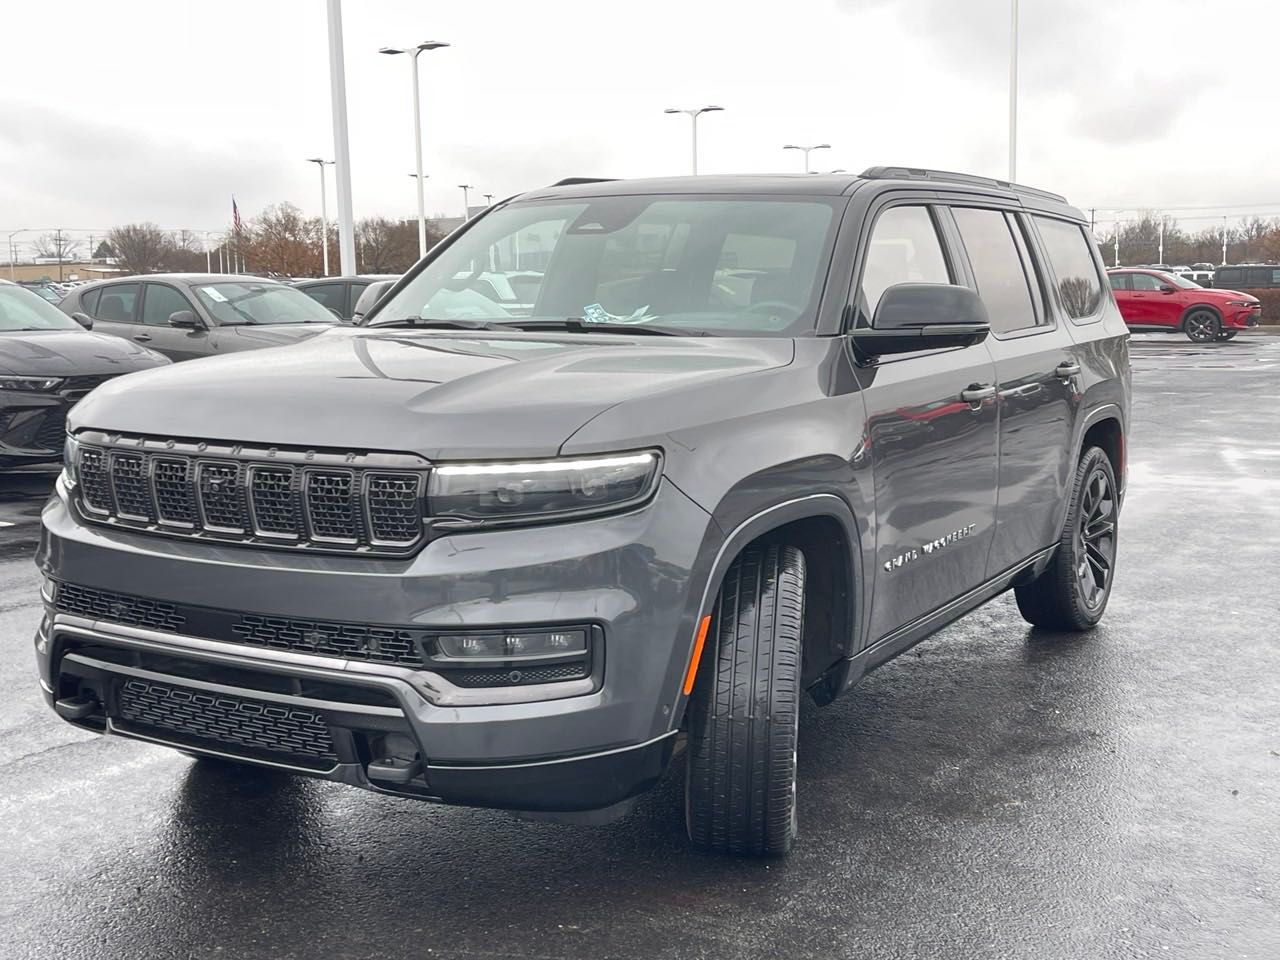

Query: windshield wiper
371 317 512 331
511 318 707 337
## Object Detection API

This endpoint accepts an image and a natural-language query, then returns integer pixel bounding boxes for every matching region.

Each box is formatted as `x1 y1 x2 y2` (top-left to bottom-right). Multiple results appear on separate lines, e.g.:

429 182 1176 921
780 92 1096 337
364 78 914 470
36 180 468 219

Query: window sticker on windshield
201 287 229 302
582 302 656 324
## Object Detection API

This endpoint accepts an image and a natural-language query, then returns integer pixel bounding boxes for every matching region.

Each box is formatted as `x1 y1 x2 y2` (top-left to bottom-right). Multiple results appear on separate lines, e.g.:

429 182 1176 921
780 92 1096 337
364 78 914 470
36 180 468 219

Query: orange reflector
682 615 712 696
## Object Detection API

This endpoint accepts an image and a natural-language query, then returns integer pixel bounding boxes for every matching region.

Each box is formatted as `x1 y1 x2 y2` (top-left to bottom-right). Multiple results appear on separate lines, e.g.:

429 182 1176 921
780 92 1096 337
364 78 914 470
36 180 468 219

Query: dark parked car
0 280 168 469
58 274 336 361
1107 268 1260 341
36 169 1130 856
294 275 398 322
1211 264 1280 290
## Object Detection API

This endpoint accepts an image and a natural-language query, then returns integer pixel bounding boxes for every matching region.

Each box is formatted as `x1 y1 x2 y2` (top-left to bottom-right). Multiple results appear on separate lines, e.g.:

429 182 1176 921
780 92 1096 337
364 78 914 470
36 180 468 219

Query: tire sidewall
1061 447 1119 626
1184 308 1220 342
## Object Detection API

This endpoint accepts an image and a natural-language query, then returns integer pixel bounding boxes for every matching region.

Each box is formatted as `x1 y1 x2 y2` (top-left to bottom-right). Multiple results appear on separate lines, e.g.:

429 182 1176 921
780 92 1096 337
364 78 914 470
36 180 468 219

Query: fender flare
1178 302 1223 329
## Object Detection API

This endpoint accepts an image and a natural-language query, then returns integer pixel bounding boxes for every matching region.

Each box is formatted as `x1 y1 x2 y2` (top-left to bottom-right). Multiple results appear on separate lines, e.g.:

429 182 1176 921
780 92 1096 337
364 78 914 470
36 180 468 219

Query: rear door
1107 272 1137 323
944 205 1082 576
138 282 211 360
851 201 1000 643
87 282 141 343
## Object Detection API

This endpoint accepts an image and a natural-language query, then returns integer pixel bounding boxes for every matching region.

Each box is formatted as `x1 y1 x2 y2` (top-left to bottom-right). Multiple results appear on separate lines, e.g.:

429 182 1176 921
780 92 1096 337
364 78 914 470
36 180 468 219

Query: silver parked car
58 274 336 361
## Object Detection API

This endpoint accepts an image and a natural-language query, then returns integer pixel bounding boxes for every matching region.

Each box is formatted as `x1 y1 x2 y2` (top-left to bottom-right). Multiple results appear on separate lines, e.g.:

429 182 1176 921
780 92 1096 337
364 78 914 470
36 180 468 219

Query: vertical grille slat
71 436 426 555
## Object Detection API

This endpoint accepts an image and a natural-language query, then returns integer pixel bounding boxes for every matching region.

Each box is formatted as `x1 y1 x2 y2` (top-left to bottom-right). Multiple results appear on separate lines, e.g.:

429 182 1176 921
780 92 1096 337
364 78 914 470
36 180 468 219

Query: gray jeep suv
35 168 1130 856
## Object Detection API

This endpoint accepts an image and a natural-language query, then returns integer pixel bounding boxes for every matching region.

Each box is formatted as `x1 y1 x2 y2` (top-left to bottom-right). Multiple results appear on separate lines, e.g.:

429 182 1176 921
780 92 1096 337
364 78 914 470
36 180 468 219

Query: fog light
435 628 588 661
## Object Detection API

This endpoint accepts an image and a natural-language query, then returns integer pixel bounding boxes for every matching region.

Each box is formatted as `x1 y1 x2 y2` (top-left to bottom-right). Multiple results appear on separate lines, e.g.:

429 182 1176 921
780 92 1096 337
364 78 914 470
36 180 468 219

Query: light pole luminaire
379 40 449 259
663 106 724 175
306 158 335 276
783 143 831 174
459 184 474 217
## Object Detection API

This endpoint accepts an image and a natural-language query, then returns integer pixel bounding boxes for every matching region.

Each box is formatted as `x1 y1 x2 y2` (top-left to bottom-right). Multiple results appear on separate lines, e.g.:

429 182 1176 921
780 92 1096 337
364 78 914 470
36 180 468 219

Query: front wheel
686 543 805 856
1015 447 1118 631
1184 309 1221 342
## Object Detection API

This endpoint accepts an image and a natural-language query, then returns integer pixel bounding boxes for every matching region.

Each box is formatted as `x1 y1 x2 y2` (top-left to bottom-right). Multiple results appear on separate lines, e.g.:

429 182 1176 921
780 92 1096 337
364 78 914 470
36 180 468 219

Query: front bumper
35 476 719 811
1228 307 1262 329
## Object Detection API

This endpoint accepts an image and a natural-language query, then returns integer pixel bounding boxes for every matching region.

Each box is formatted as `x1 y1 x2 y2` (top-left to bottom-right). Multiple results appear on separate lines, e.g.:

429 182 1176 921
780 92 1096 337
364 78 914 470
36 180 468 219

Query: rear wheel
1183 309 1220 342
686 543 804 856
1015 446 1118 631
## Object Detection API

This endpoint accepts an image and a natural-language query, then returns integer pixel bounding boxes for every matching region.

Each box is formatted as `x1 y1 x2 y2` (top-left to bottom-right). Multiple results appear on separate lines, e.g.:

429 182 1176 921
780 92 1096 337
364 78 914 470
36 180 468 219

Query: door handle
960 384 996 405
1055 361 1081 378
133 334 152 342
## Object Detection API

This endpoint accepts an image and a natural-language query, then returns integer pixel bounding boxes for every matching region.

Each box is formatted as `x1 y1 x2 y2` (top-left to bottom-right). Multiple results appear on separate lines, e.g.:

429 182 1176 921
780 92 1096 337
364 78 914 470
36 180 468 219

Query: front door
138 283 211 360
852 203 1000 644
1128 271 1174 328
948 206 1082 575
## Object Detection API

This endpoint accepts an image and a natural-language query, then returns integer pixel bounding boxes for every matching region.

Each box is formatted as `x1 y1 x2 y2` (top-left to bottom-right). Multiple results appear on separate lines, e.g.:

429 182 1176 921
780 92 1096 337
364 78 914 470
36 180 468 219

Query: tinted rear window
1032 217 1104 321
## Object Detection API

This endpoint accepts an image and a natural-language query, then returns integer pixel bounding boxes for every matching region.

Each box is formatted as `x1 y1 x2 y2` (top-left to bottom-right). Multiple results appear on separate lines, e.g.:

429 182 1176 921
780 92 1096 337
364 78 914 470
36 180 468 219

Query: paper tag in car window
582 302 657 324
201 287 228 302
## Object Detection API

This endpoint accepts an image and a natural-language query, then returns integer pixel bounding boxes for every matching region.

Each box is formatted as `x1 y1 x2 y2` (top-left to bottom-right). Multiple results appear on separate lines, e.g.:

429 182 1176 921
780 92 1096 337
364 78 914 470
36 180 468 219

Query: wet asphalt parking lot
1 334 1278 960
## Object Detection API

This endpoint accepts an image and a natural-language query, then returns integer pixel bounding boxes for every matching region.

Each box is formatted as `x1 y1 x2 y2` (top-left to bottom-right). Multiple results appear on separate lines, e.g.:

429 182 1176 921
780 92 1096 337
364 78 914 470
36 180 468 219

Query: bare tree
107 223 172 275
245 203 321 276
355 218 420 273
167 229 208 272
33 231 79 261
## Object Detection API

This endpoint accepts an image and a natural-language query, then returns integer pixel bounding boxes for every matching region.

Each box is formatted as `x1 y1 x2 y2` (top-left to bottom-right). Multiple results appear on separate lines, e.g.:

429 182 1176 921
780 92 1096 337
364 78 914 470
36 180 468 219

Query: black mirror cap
1159 284 1177 293
872 282 990 330
71 312 94 330
168 310 202 328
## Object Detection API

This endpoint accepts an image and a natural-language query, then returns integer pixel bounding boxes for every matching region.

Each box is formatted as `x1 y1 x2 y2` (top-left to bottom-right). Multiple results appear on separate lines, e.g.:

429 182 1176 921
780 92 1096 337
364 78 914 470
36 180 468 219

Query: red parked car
1107 268 1260 342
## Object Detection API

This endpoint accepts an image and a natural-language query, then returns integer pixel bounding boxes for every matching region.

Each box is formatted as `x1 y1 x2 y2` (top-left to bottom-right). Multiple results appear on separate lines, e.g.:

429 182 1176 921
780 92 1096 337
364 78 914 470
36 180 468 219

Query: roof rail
859 166 1067 203
548 177 618 187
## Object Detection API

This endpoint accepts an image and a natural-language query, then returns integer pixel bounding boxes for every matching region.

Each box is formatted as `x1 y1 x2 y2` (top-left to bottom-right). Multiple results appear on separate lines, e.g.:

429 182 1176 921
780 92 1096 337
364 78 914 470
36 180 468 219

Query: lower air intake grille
444 662 590 688
54 582 186 633
116 678 338 770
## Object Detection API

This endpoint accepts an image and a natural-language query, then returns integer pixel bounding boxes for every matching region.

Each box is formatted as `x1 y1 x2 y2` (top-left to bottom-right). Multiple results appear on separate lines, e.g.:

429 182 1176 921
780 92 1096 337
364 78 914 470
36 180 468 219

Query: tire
1015 446 1118 631
1183 308 1220 342
1216 330 1238 342
686 543 804 856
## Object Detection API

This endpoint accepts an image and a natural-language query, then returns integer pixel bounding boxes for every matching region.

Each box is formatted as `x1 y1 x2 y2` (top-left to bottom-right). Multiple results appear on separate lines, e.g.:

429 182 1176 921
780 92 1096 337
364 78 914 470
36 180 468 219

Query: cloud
1070 72 1209 146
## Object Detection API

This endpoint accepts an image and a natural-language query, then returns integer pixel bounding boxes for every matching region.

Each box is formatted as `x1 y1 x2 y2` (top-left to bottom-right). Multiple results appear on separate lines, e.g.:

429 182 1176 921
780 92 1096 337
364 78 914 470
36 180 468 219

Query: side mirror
851 283 990 359
1159 284 1176 294
168 310 203 329
71 312 94 330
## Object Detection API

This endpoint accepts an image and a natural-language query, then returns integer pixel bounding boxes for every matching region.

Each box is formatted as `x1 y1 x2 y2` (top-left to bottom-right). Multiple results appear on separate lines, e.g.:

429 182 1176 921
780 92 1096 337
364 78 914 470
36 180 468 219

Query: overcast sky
2 0 1277 250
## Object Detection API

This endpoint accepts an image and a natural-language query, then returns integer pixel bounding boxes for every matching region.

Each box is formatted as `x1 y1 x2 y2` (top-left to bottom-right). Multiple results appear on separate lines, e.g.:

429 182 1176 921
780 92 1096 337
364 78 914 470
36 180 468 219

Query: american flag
232 196 243 235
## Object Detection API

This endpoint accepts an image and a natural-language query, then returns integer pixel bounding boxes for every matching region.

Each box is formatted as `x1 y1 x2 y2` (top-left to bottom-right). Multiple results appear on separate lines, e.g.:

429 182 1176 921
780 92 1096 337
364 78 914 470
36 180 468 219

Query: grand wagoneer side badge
884 523 978 572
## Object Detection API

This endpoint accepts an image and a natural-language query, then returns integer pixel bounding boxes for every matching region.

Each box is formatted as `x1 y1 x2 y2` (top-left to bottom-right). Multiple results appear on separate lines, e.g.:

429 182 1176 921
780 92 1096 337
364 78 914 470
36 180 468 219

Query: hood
1207 288 1257 302
225 322 335 349
70 327 794 459
0 329 169 377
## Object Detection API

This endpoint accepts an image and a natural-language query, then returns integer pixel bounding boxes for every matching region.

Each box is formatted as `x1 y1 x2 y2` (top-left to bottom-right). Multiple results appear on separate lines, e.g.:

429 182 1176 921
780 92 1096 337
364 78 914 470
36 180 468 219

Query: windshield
370 196 841 336
192 282 336 325
0 285 80 332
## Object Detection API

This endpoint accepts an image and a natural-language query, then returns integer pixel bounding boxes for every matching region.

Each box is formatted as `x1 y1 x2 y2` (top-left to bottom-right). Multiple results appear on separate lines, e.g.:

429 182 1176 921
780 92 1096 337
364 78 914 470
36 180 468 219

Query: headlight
428 450 661 524
1225 300 1255 307
0 376 63 392
61 434 80 488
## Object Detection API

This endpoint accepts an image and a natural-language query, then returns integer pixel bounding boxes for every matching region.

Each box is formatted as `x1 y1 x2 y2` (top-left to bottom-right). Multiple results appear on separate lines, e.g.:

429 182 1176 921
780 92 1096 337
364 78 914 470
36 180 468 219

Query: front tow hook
55 695 99 721
367 756 423 785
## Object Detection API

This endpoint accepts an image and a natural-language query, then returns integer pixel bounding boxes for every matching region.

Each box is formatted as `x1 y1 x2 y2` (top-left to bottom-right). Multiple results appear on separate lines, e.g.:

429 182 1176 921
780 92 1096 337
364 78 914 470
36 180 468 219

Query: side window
1215 268 1239 287
1032 217 1104 321
79 288 102 315
94 283 140 323
1130 273 1164 291
140 284 196 326
1108 274 1130 291
302 282 348 315
858 205 951 325
951 207 1040 335
1246 267 1271 287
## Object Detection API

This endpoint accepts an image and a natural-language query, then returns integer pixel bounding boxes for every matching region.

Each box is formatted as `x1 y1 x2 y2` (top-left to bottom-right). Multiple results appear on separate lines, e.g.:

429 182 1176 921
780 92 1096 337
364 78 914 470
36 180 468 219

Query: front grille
54 582 186 633
53 581 427 667
116 678 338 770
72 432 428 556
34 408 67 452
233 614 424 665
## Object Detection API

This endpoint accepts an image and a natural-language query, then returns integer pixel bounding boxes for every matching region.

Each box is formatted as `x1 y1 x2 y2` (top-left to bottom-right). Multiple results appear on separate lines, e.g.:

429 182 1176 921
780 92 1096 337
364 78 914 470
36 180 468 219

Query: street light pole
1221 215 1228 266
380 41 449 259
663 106 724 175
783 144 831 173
1114 213 1123 268
1158 219 1164 265
1009 0 1019 182
6 229 26 282
306 158 335 276
483 193 494 206
326 0 357 275
458 184 474 217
